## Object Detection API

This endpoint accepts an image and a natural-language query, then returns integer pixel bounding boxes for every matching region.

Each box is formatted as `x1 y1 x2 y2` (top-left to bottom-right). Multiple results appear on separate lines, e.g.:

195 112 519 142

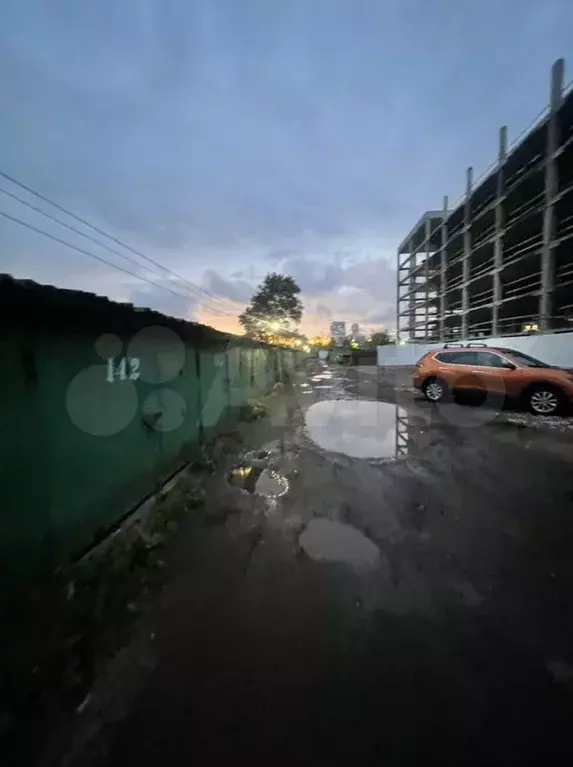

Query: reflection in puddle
228 465 258 492
255 469 289 498
302 367 354 403
305 400 400 459
228 466 289 498
299 518 380 567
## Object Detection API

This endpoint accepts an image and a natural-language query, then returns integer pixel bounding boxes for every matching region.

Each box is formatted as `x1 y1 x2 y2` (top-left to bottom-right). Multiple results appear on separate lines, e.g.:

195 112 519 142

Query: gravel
504 412 573 432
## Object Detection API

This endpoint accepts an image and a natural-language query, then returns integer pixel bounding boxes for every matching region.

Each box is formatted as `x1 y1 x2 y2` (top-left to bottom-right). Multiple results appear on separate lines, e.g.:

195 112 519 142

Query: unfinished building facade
397 59 573 342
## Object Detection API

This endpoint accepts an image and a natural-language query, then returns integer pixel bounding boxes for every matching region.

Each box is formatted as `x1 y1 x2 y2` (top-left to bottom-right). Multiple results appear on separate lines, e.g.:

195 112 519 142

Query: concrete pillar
462 167 473 338
408 238 416 339
492 125 507 336
540 58 564 331
439 195 448 341
424 218 431 341
395 248 401 343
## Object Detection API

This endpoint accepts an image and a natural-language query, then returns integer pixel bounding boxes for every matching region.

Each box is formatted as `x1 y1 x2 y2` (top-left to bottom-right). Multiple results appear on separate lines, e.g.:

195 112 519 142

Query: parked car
413 343 573 415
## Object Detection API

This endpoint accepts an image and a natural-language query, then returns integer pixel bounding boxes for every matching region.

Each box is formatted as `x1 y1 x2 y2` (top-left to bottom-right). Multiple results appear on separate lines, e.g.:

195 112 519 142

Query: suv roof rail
443 342 464 348
466 342 488 347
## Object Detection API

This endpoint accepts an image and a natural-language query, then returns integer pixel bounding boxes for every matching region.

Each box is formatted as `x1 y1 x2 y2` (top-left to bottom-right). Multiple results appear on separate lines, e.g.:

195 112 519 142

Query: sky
0 0 572 337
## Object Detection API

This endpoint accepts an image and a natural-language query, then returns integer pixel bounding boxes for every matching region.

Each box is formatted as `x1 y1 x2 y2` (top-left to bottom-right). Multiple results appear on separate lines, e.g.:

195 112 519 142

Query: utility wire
0 169 239 313
0 208 238 316
0 185 236 316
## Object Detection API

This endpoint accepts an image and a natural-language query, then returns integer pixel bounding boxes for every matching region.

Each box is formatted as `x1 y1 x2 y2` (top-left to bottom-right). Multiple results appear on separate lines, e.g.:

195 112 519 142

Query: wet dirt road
66 362 573 767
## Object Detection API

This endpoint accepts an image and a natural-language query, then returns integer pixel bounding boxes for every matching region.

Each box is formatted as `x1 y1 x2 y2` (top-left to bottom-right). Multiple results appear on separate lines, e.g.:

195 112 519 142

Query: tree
363 330 394 349
239 272 303 342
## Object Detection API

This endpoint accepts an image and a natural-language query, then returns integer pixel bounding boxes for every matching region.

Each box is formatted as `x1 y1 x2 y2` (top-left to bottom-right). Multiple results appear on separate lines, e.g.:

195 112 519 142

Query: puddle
299 518 380 567
254 469 289 497
228 465 289 498
304 400 400 459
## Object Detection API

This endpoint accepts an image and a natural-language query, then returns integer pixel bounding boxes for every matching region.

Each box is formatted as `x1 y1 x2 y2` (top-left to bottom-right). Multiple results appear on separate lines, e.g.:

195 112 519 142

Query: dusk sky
1 0 572 336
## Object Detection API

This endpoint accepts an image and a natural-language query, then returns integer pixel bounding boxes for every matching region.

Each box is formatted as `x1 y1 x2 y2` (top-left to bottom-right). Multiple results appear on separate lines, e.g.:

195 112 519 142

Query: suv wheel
528 385 562 416
423 378 447 403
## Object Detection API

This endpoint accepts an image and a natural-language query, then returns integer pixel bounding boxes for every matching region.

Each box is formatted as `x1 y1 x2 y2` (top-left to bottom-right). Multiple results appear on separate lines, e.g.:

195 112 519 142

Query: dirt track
52 362 573 767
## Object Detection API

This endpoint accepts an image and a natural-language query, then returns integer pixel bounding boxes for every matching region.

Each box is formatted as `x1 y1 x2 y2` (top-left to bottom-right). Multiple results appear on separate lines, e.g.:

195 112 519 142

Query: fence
0 275 298 588
377 331 573 368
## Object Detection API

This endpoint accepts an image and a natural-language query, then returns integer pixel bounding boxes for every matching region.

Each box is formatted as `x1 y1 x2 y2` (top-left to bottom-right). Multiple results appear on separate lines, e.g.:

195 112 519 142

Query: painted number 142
106 356 140 383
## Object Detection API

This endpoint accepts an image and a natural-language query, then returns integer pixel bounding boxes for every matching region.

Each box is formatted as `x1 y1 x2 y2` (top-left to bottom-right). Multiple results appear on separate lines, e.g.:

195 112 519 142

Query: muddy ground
43 362 573 767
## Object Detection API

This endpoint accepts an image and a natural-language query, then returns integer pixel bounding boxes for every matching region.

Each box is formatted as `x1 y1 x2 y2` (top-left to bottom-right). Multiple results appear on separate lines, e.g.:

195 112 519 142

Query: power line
0 168 239 313
0 208 238 316
0 184 236 316
0 168 238 312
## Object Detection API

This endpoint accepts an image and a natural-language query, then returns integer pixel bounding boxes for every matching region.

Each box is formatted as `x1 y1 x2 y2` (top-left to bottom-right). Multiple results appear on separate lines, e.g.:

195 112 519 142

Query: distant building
350 323 366 344
330 321 346 344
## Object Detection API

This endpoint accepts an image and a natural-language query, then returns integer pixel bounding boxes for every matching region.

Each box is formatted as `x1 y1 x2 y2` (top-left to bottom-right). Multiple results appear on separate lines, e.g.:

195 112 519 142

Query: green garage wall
0 276 299 588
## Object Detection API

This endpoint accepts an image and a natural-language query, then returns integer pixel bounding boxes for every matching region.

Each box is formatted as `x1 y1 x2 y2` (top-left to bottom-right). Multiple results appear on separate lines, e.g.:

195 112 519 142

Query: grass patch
239 399 268 422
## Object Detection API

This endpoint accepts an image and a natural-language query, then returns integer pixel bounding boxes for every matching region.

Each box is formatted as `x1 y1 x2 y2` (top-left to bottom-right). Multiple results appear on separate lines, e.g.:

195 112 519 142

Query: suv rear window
435 351 479 364
497 348 552 368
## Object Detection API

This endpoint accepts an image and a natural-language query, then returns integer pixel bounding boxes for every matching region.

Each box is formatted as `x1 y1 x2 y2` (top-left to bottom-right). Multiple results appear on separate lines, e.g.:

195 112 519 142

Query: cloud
288 249 396 335
364 307 396 325
275 250 394 301
276 256 345 294
201 269 254 303
344 258 395 299
2 0 570 339
316 303 332 318
129 285 199 321
265 249 291 264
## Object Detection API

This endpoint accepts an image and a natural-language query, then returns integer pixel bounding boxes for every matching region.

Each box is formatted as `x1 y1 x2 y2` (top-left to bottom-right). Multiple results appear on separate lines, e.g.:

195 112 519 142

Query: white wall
378 331 573 368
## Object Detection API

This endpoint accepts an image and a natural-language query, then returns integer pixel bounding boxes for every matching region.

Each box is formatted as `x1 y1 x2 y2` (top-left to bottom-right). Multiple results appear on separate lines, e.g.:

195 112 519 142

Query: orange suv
413 343 573 415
